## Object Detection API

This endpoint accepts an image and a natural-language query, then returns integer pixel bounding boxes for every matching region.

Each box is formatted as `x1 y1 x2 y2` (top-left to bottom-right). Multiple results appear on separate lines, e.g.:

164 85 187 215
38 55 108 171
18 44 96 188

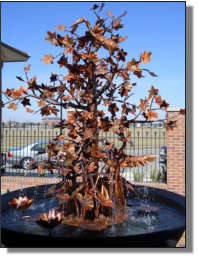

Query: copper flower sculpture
36 209 63 229
9 196 34 211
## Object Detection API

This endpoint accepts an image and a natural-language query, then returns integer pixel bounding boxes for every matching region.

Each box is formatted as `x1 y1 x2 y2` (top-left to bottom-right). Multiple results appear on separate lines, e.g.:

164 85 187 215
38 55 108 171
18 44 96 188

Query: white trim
167 108 181 112
67 108 83 112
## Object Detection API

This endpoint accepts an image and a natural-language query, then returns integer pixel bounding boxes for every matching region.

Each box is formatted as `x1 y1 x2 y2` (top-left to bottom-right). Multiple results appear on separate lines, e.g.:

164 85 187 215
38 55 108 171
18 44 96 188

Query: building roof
42 117 61 121
1 42 30 62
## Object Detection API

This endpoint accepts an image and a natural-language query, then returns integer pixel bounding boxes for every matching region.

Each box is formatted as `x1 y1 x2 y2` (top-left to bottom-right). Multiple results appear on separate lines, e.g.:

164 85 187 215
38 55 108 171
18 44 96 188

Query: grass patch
1 128 166 150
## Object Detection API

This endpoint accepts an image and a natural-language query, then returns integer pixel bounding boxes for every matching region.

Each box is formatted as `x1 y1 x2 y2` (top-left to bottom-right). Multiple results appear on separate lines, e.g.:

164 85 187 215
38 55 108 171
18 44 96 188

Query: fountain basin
1 184 185 248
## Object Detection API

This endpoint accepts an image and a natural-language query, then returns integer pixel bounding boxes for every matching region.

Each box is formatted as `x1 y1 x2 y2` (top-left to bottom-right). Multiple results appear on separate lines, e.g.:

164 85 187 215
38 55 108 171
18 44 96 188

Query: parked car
7 141 64 170
160 145 167 162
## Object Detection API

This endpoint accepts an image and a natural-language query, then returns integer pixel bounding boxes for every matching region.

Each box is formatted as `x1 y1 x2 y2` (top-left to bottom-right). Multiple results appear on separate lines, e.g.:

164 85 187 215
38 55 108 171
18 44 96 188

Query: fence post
166 108 185 196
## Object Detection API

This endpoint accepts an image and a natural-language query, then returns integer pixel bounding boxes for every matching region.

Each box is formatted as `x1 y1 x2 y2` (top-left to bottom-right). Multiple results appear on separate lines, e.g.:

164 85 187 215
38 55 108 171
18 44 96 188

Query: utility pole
60 97 63 135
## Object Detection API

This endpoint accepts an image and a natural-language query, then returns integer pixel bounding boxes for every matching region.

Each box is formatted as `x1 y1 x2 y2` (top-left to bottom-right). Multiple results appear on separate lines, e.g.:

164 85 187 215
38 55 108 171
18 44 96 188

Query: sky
1 1 185 122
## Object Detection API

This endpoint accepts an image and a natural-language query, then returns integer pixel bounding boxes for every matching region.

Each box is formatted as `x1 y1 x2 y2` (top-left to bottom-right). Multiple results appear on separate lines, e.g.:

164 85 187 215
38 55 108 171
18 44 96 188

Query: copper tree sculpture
3 3 184 230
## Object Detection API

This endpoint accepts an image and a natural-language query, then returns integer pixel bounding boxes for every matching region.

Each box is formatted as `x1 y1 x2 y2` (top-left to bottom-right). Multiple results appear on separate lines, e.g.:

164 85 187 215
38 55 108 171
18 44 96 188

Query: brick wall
1 177 167 193
131 181 167 190
166 108 185 196
1 177 62 193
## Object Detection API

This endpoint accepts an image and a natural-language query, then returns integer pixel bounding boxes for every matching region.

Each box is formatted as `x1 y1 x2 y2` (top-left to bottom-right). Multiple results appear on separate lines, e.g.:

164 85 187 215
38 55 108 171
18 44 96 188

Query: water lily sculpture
9 196 34 211
36 209 62 229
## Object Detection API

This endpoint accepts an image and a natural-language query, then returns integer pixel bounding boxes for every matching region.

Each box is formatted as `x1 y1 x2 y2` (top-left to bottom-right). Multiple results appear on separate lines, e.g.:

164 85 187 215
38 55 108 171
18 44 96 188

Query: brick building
166 108 185 196
42 117 61 128
67 108 83 123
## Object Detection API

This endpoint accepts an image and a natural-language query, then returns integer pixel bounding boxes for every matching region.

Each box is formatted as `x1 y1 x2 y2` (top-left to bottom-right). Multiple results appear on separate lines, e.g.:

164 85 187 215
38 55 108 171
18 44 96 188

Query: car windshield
31 142 48 152
22 143 33 148
24 141 65 150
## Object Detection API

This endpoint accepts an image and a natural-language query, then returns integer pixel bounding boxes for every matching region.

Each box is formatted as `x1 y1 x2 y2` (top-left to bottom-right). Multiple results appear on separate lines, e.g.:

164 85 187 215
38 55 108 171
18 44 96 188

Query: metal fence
1 122 167 183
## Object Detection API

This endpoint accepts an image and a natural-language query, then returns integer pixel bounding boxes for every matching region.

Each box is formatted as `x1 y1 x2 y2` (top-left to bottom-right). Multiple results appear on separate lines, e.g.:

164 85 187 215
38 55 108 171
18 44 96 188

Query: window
31 143 48 152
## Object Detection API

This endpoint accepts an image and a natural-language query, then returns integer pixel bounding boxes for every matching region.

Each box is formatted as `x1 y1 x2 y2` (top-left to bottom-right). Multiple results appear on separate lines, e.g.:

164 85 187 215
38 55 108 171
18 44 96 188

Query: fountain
1 184 185 247
1 3 185 248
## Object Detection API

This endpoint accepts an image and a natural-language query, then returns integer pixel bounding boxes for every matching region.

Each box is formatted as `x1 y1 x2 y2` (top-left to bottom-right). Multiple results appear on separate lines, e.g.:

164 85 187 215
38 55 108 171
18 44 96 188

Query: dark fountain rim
1 183 186 247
